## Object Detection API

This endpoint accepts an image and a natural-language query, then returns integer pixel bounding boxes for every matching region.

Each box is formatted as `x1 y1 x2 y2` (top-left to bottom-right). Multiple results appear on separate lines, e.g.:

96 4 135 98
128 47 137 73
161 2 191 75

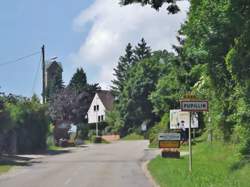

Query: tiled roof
97 90 114 110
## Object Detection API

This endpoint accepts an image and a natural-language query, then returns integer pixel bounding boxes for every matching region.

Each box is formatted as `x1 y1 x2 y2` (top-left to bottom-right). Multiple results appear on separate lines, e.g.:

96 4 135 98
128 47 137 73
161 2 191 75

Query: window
101 115 104 121
94 105 99 111
98 116 101 122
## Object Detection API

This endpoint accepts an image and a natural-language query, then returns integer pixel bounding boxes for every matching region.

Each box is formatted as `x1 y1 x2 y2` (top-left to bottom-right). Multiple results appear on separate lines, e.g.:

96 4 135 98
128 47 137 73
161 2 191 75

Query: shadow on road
46 149 72 156
0 155 42 167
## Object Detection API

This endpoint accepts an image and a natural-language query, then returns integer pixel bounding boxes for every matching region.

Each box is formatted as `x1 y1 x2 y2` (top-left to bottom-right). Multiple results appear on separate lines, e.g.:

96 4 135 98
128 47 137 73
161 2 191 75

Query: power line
0 51 40 67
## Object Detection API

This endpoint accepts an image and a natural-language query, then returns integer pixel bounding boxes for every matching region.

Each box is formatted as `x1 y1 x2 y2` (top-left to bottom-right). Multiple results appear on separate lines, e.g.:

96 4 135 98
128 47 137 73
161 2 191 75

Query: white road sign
158 133 181 141
170 109 199 129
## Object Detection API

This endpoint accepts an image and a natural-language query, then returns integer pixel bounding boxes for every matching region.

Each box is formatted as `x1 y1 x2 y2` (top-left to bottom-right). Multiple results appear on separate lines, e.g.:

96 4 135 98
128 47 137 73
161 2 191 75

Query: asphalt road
0 140 156 187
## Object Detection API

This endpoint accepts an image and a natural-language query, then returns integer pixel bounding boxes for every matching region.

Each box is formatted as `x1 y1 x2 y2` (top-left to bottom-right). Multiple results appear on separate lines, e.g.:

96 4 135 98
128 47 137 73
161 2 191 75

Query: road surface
0 140 157 187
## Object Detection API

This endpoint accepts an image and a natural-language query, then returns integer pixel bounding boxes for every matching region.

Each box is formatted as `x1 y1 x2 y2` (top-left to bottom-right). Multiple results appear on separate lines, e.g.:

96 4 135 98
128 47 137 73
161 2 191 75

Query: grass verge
0 165 12 174
148 141 250 187
122 133 144 140
47 145 63 151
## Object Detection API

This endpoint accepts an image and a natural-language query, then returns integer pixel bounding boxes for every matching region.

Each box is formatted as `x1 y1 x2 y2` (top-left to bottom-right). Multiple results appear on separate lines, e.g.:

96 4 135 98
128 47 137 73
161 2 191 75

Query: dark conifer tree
133 38 151 63
69 68 87 92
112 43 134 95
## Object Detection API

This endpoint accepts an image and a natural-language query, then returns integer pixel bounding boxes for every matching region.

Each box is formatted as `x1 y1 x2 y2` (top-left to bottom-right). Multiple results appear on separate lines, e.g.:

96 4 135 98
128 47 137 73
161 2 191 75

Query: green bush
1 95 49 154
148 113 169 147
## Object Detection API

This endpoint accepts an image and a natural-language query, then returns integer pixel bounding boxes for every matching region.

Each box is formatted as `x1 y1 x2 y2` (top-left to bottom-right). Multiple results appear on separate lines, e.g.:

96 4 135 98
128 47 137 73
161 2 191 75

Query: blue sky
0 0 189 97
0 0 93 97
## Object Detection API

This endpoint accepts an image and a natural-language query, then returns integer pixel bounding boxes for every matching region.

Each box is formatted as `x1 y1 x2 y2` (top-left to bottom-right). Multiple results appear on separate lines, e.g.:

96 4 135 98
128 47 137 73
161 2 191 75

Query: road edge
141 160 160 187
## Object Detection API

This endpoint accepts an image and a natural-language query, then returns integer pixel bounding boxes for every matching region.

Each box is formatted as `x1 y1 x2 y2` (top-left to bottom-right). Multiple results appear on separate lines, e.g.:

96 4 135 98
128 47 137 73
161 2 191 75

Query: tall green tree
133 38 151 63
68 68 87 92
112 43 134 95
117 51 172 134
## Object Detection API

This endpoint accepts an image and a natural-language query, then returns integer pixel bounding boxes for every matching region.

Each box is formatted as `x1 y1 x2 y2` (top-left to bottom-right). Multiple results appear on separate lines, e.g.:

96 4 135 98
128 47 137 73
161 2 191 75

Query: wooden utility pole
42 45 46 104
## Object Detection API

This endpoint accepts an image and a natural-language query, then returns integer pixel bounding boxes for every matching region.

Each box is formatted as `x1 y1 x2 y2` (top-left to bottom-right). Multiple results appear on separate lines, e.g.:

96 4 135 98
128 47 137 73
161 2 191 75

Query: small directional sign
180 100 208 112
158 133 181 141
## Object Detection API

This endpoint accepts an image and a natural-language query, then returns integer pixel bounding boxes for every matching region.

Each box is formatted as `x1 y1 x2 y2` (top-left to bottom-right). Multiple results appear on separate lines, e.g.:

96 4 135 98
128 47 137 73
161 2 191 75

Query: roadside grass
47 145 63 151
122 133 144 140
148 140 250 187
0 165 12 174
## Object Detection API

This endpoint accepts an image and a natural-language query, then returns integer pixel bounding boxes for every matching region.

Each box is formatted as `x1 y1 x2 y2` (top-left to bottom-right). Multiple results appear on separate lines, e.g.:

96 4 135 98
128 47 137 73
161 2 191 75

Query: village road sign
158 133 181 141
180 100 208 112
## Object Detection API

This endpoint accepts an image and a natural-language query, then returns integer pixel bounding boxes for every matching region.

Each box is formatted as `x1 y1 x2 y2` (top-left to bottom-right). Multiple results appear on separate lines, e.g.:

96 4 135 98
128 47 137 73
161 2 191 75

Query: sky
0 0 189 97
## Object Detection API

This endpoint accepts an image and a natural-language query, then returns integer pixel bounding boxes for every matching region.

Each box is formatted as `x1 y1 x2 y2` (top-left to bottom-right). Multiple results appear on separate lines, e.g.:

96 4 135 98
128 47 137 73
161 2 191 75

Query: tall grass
148 141 250 187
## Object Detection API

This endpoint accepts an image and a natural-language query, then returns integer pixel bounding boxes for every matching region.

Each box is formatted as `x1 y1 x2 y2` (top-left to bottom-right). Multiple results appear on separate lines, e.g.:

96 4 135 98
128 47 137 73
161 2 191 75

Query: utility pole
41 45 46 104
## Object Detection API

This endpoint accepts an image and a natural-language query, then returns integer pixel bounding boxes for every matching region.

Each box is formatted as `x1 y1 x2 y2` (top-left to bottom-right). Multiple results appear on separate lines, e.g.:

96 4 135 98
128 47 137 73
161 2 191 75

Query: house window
94 105 99 111
101 115 104 121
98 116 101 122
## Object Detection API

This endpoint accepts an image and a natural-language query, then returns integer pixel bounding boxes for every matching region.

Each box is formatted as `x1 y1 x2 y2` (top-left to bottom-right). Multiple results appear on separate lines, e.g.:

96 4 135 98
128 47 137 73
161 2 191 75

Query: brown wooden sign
159 140 180 148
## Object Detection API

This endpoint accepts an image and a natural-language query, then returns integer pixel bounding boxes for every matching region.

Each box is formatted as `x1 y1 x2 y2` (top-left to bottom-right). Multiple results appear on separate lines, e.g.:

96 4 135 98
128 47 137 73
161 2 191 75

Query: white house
87 90 114 124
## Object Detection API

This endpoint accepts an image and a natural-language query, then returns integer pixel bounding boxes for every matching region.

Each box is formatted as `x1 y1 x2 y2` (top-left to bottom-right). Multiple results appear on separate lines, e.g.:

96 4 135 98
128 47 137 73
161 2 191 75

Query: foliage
148 141 250 187
0 165 12 174
122 133 144 140
148 113 169 147
112 43 134 96
0 94 49 153
117 51 172 135
120 0 180 14
115 0 250 157
133 38 151 63
48 88 90 124
105 108 124 134
68 68 87 92
112 39 151 96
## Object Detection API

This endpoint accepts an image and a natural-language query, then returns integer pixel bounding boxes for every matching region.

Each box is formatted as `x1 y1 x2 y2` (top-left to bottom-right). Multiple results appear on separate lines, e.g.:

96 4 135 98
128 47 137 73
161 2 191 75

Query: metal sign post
189 112 192 172
180 96 209 173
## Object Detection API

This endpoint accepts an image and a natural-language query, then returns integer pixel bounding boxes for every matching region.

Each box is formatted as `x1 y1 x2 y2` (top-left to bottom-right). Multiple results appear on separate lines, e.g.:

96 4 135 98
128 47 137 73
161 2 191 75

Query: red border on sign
180 100 209 112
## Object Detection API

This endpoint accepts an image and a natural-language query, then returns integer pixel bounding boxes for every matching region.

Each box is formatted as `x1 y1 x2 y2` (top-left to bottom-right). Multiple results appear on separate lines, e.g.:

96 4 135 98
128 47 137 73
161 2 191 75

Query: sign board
180 100 208 112
170 110 198 129
158 133 181 141
141 123 147 132
159 140 180 148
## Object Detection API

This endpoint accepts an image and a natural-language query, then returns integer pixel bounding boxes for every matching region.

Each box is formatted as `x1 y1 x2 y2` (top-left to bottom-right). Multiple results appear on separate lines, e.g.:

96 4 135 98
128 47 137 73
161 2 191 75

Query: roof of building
46 60 62 70
97 90 114 110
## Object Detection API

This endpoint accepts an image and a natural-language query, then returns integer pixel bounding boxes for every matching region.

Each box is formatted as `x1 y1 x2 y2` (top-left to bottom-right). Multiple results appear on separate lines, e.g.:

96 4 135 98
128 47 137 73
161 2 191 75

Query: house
87 90 114 124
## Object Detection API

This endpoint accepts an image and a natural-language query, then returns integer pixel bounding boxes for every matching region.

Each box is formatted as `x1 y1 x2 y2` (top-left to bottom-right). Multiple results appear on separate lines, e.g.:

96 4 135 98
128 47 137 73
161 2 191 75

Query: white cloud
71 0 189 89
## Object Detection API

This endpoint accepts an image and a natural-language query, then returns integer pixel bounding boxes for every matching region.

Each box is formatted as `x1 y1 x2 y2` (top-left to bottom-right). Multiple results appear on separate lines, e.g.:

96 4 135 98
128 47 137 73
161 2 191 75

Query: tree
133 38 151 63
117 51 171 135
48 88 90 124
120 0 180 14
68 68 87 92
112 43 134 95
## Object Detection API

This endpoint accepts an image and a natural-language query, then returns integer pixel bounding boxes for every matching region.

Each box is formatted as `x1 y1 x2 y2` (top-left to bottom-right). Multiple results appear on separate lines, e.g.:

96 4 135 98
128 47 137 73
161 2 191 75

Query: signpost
180 97 208 172
158 133 181 158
